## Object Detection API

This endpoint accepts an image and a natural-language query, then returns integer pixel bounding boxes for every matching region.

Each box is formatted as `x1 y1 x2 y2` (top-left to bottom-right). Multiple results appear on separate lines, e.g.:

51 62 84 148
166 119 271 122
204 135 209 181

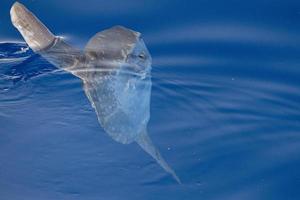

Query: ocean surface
1 0 300 199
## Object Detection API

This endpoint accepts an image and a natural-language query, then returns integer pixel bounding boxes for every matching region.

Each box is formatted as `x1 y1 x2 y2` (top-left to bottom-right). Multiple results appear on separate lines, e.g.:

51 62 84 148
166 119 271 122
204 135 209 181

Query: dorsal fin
10 2 56 52
10 2 84 79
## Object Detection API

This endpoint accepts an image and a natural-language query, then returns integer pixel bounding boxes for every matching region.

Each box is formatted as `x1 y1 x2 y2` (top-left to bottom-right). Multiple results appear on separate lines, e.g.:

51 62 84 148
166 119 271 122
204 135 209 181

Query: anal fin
135 131 181 184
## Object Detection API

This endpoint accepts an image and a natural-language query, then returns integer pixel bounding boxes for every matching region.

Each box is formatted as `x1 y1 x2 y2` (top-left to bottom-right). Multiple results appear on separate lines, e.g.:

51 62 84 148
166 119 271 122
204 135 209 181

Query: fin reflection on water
10 2 180 183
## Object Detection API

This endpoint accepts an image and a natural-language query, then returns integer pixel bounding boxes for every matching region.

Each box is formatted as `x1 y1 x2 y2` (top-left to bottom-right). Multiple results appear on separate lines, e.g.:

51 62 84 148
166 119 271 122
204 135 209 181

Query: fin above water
135 131 181 184
10 2 56 52
10 2 84 79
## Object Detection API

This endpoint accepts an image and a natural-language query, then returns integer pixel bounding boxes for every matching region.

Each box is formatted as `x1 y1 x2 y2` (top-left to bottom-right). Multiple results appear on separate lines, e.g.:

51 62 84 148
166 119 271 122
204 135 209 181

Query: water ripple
147 23 300 46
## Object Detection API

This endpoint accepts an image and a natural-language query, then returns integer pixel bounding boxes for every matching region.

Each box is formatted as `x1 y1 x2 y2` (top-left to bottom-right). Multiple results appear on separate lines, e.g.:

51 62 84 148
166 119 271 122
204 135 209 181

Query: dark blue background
1 0 300 200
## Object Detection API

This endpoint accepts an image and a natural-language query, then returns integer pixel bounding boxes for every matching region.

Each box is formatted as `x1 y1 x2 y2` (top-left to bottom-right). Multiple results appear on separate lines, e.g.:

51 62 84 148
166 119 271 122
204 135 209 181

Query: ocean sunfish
10 2 180 183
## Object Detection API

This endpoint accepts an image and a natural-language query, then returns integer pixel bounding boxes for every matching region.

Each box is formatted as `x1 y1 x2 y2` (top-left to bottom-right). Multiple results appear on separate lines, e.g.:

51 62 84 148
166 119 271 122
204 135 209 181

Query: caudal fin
135 131 181 184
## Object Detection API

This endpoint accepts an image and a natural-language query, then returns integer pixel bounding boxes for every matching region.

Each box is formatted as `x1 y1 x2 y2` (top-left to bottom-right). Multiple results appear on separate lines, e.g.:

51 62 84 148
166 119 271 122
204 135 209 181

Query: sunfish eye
138 52 146 60
87 51 98 60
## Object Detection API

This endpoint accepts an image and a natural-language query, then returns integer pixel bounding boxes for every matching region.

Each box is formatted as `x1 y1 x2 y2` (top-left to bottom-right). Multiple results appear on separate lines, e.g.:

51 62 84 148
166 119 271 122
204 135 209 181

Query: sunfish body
10 2 180 183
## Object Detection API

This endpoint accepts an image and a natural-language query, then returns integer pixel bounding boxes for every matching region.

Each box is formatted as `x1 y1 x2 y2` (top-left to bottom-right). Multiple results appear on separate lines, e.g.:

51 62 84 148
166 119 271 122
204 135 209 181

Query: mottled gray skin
40 26 152 144
10 2 180 183
83 26 152 144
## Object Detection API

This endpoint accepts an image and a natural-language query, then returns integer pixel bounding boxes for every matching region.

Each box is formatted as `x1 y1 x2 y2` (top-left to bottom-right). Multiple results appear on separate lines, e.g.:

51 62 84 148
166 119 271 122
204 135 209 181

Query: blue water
1 0 300 199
